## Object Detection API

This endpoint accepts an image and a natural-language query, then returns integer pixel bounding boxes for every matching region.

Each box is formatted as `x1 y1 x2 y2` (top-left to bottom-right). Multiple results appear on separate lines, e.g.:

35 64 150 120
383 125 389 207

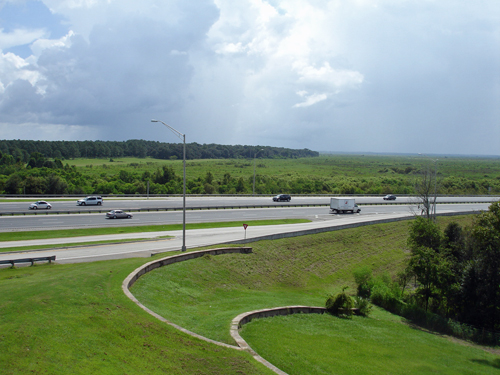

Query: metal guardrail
0 255 56 266
1 194 499 199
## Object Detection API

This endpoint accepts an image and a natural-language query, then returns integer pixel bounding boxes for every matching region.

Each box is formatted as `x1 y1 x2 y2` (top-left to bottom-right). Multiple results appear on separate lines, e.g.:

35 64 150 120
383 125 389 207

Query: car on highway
77 196 103 206
106 210 133 219
273 194 291 202
383 194 397 200
29 201 52 209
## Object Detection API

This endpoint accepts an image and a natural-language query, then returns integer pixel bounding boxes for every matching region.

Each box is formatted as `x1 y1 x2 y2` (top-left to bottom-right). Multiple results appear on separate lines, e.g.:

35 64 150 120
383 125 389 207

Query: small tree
412 161 439 220
353 266 373 298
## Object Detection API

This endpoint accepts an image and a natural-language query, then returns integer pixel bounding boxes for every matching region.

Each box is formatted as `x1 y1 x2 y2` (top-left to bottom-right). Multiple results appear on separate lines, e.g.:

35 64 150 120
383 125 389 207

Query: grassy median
0 219 309 242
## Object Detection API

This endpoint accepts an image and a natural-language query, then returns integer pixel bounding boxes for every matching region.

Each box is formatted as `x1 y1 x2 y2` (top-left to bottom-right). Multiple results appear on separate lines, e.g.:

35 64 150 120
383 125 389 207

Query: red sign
243 224 248 230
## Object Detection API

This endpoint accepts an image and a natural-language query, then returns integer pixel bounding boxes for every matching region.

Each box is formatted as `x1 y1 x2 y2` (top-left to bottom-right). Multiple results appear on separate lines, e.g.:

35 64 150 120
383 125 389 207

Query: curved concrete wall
122 247 253 350
122 247 330 375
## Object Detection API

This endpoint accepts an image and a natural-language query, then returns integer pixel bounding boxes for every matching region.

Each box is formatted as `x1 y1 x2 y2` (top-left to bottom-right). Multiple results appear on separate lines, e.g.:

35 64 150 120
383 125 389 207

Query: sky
0 0 499 155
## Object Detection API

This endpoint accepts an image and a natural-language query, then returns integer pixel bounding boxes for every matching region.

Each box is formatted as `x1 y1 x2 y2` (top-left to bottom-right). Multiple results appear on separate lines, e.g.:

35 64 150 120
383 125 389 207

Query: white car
77 196 103 206
106 210 133 219
29 201 52 210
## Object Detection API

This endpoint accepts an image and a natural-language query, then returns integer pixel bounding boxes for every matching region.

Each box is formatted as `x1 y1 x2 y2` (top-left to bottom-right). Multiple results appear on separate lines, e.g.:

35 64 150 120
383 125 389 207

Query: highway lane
0 202 491 232
1 195 498 213
0 203 490 266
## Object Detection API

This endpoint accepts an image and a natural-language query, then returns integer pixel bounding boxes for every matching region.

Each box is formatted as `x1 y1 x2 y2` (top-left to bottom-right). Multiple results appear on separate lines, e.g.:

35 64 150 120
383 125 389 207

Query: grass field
241 311 500 374
1 215 499 374
62 154 500 195
65 155 500 182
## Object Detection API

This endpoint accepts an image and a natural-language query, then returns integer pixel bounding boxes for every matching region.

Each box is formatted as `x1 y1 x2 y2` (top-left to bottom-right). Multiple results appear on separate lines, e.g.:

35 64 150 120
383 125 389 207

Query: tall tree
464 202 500 331
405 217 445 311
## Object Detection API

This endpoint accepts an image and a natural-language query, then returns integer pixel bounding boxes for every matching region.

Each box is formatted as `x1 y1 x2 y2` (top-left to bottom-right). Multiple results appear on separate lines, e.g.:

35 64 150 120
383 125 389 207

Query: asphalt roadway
1 195 497 214
0 201 492 266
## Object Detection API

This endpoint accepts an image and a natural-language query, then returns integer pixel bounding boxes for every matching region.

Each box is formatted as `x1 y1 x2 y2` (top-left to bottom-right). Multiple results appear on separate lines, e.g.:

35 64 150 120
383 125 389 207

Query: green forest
0 140 499 195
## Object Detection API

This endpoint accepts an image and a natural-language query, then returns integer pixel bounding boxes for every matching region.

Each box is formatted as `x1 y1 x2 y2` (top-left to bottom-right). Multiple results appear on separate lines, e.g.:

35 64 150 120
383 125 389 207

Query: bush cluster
325 287 372 318
326 287 354 318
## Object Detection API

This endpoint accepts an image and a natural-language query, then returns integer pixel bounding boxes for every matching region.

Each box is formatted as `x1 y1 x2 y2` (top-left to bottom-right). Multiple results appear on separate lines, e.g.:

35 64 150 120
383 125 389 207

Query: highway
1 195 498 214
1 196 498 232
0 196 495 266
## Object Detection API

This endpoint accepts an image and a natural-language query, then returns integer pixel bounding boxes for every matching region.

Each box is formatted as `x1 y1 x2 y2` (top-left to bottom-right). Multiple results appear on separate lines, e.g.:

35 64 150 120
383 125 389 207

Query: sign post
243 223 248 240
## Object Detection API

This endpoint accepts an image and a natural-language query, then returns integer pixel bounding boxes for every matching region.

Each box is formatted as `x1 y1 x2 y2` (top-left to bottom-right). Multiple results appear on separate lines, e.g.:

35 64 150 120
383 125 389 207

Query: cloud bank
0 0 498 155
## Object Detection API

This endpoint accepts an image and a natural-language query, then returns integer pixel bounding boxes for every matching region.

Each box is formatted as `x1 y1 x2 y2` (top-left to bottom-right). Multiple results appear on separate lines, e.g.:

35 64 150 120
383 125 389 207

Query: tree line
0 140 318 162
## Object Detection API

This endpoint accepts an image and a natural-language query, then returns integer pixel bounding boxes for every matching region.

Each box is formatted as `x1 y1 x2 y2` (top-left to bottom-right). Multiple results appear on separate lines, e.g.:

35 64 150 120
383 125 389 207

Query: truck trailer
330 198 361 214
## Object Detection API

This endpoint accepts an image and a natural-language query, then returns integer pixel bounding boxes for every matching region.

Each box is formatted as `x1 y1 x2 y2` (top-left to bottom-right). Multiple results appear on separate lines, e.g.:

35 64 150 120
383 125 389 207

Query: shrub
353 296 372 317
326 286 354 318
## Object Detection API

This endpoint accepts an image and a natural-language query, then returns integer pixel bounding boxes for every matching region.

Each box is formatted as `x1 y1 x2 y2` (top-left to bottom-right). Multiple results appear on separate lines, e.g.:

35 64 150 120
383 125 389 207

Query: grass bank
132 215 499 373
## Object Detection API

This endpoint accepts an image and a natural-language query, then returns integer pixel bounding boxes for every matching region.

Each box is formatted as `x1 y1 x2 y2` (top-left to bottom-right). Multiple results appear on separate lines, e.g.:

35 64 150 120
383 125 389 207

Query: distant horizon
319 151 500 159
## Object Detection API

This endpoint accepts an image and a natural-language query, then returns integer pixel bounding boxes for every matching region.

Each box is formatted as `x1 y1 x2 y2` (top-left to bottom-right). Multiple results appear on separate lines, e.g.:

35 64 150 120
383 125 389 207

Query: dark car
383 194 397 201
106 210 133 219
273 194 291 202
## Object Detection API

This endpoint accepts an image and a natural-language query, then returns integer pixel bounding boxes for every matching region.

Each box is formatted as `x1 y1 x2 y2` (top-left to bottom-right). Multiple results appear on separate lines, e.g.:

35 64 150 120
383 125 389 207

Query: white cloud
293 62 364 88
0 28 49 50
293 91 328 107
30 30 74 57
0 52 41 93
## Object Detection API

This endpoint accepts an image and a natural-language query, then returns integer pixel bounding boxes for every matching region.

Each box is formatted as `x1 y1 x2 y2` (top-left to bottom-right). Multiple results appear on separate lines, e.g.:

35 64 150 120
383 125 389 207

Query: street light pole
253 149 263 196
152 119 187 252
432 159 438 219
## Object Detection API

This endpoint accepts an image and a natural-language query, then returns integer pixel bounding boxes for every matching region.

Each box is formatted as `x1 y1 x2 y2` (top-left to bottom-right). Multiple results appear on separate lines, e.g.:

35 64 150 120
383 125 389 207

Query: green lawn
0 259 274 375
241 311 500 375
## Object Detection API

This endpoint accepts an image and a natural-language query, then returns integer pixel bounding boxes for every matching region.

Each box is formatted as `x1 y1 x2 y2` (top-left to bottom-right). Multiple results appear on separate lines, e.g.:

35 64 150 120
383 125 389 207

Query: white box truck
330 198 361 214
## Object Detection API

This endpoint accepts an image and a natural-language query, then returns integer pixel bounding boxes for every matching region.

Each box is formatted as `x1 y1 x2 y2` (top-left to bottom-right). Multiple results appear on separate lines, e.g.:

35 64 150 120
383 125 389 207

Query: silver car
29 201 52 210
106 210 133 219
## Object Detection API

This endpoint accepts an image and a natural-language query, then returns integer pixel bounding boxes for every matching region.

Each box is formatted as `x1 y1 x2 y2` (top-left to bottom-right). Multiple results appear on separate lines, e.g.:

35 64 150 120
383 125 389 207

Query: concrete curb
121 247 329 375
230 306 327 375
122 247 253 350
